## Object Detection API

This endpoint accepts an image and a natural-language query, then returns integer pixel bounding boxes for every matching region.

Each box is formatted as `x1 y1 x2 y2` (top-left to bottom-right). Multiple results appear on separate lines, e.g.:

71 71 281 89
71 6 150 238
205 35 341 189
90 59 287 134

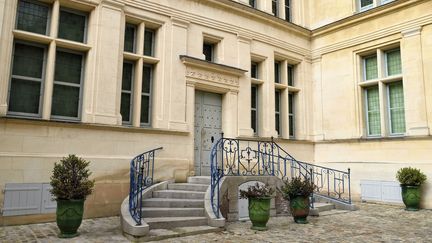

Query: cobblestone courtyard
1 203 431 242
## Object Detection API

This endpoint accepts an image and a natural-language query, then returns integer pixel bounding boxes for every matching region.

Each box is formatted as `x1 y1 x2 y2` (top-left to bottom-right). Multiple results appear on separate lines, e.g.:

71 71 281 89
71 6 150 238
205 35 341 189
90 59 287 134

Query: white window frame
362 54 378 81
384 48 401 78
7 41 47 118
50 48 85 121
364 87 381 137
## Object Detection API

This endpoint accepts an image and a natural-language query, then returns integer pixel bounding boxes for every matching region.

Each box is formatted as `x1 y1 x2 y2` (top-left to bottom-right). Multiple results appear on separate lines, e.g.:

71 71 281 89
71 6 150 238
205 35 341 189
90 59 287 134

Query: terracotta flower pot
289 195 310 224
56 199 85 238
248 197 271 230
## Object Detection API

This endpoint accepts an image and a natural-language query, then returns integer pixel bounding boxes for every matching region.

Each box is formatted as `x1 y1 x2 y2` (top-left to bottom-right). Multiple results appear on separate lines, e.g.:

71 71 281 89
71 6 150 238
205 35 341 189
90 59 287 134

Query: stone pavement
1 203 432 242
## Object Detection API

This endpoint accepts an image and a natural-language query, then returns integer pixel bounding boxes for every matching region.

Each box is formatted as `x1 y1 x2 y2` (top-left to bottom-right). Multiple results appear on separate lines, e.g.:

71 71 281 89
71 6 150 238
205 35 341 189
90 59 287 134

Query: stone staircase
142 176 211 230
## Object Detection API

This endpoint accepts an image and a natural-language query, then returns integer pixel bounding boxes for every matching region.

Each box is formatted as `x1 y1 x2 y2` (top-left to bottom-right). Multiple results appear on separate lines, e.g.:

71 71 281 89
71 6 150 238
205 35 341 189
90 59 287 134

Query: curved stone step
168 183 209 192
187 176 211 185
142 198 204 208
142 207 204 218
152 190 206 199
145 217 208 229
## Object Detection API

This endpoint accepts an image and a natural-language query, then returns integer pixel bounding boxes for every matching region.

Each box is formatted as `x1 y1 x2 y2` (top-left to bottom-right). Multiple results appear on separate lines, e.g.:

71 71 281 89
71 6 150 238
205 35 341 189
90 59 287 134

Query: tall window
287 65 294 86
272 0 279 17
274 61 281 83
16 0 49 35
9 0 88 120
124 24 137 53
51 50 84 119
358 0 394 12
121 62 134 124
58 8 87 43
8 42 46 116
122 20 158 127
288 93 294 138
275 90 281 135
284 0 291 22
251 85 258 134
361 47 405 136
203 43 214 62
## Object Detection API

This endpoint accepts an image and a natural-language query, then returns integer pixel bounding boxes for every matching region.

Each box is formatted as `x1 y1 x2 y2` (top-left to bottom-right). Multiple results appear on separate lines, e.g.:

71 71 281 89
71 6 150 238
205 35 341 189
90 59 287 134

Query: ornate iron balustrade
129 147 163 225
210 136 351 218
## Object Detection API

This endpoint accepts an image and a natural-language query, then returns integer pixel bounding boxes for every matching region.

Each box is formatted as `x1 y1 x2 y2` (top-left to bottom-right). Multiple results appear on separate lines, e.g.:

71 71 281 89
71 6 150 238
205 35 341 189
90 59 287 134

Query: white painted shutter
2 183 42 216
360 180 402 203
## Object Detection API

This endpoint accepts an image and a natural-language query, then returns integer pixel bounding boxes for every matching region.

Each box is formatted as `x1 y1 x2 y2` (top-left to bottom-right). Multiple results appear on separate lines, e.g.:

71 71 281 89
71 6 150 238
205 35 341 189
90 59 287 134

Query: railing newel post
348 168 351 204
310 168 314 209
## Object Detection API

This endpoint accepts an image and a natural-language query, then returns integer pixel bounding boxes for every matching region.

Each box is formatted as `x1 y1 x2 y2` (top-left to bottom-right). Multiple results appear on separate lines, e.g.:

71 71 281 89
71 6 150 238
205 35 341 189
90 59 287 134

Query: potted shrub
279 177 315 224
396 167 427 211
50 155 95 238
239 182 274 230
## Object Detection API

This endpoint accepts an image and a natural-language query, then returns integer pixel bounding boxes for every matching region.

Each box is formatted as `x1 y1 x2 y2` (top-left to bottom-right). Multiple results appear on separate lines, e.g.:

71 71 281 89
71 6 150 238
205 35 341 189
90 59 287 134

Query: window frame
143 28 155 57
274 61 281 83
140 64 153 127
358 0 374 12
203 42 214 62
272 0 279 17
288 92 295 138
251 62 259 79
124 23 137 53
7 41 47 118
363 54 378 81
15 0 52 36
50 48 85 121
121 61 135 125
284 0 291 22
384 48 402 77
58 7 88 44
251 85 258 135
386 81 405 136
249 0 257 8
275 90 281 136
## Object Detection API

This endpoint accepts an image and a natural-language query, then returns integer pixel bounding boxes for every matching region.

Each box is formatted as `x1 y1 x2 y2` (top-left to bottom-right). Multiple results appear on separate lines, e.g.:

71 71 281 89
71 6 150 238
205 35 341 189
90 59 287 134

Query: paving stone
1 203 432 242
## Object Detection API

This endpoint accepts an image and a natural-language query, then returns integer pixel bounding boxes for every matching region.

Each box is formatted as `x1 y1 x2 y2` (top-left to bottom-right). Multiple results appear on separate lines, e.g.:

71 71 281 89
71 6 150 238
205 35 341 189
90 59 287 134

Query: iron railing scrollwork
210 135 351 218
129 147 163 225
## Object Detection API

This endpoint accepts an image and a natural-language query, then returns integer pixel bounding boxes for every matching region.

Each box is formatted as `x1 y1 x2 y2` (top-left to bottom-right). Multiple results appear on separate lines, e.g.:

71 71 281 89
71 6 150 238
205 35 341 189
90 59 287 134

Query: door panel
194 91 222 176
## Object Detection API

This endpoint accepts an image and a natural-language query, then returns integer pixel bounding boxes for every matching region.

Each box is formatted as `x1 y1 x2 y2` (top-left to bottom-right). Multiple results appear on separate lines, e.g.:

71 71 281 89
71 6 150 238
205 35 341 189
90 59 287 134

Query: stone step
142 207 204 218
142 198 204 208
168 183 209 192
187 176 211 185
314 202 335 212
124 225 223 242
152 190 206 199
145 217 208 230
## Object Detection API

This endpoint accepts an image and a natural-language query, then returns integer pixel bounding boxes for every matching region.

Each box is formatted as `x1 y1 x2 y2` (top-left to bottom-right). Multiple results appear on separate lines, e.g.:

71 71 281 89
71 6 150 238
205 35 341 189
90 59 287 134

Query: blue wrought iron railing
210 136 351 218
129 147 163 225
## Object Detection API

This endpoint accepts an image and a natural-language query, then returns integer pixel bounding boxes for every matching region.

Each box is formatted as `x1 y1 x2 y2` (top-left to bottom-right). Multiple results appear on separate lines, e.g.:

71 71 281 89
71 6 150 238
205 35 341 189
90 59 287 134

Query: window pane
16 0 49 35
285 0 290 21
289 93 294 137
55 51 82 84
9 78 41 114
386 49 401 76
251 62 258 79
251 86 257 109
251 110 257 133
272 0 278 16
58 10 86 43
366 87 381 136
142 65 152 94
51 84 80 117
287 65 294 86
203 43 213 62
141 95 150 124
144 30 154 56
249 0 256 7
364 56 378 80
275 114 280 134
124 24 136 53
275 91 280 112
361 0 373 7
122 62 133 91
12 43 45 78
121 93 131 122
389 82 405 134
274 62 280 83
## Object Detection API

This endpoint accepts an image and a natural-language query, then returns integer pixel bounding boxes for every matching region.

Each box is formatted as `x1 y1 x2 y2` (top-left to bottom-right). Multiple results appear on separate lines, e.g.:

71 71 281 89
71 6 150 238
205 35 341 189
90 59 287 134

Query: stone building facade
0 0 431 224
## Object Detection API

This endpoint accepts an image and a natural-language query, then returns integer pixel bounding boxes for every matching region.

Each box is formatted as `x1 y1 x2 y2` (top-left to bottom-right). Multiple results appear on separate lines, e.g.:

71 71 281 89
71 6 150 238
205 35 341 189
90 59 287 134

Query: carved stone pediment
180 55 247 90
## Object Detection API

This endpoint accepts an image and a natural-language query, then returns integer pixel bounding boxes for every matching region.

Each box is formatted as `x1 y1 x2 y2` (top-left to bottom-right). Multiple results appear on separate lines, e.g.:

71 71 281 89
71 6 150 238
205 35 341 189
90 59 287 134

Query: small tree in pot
279 177 315 224
50 155 95 238
396 167 427 211
239 182 274 231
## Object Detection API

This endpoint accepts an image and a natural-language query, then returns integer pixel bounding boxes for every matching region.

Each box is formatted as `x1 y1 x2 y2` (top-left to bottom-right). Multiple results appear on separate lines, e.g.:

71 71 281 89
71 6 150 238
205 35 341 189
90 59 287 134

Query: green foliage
279 177 316 199
396 167 427 186
50 155 95 200
239 182 274 199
